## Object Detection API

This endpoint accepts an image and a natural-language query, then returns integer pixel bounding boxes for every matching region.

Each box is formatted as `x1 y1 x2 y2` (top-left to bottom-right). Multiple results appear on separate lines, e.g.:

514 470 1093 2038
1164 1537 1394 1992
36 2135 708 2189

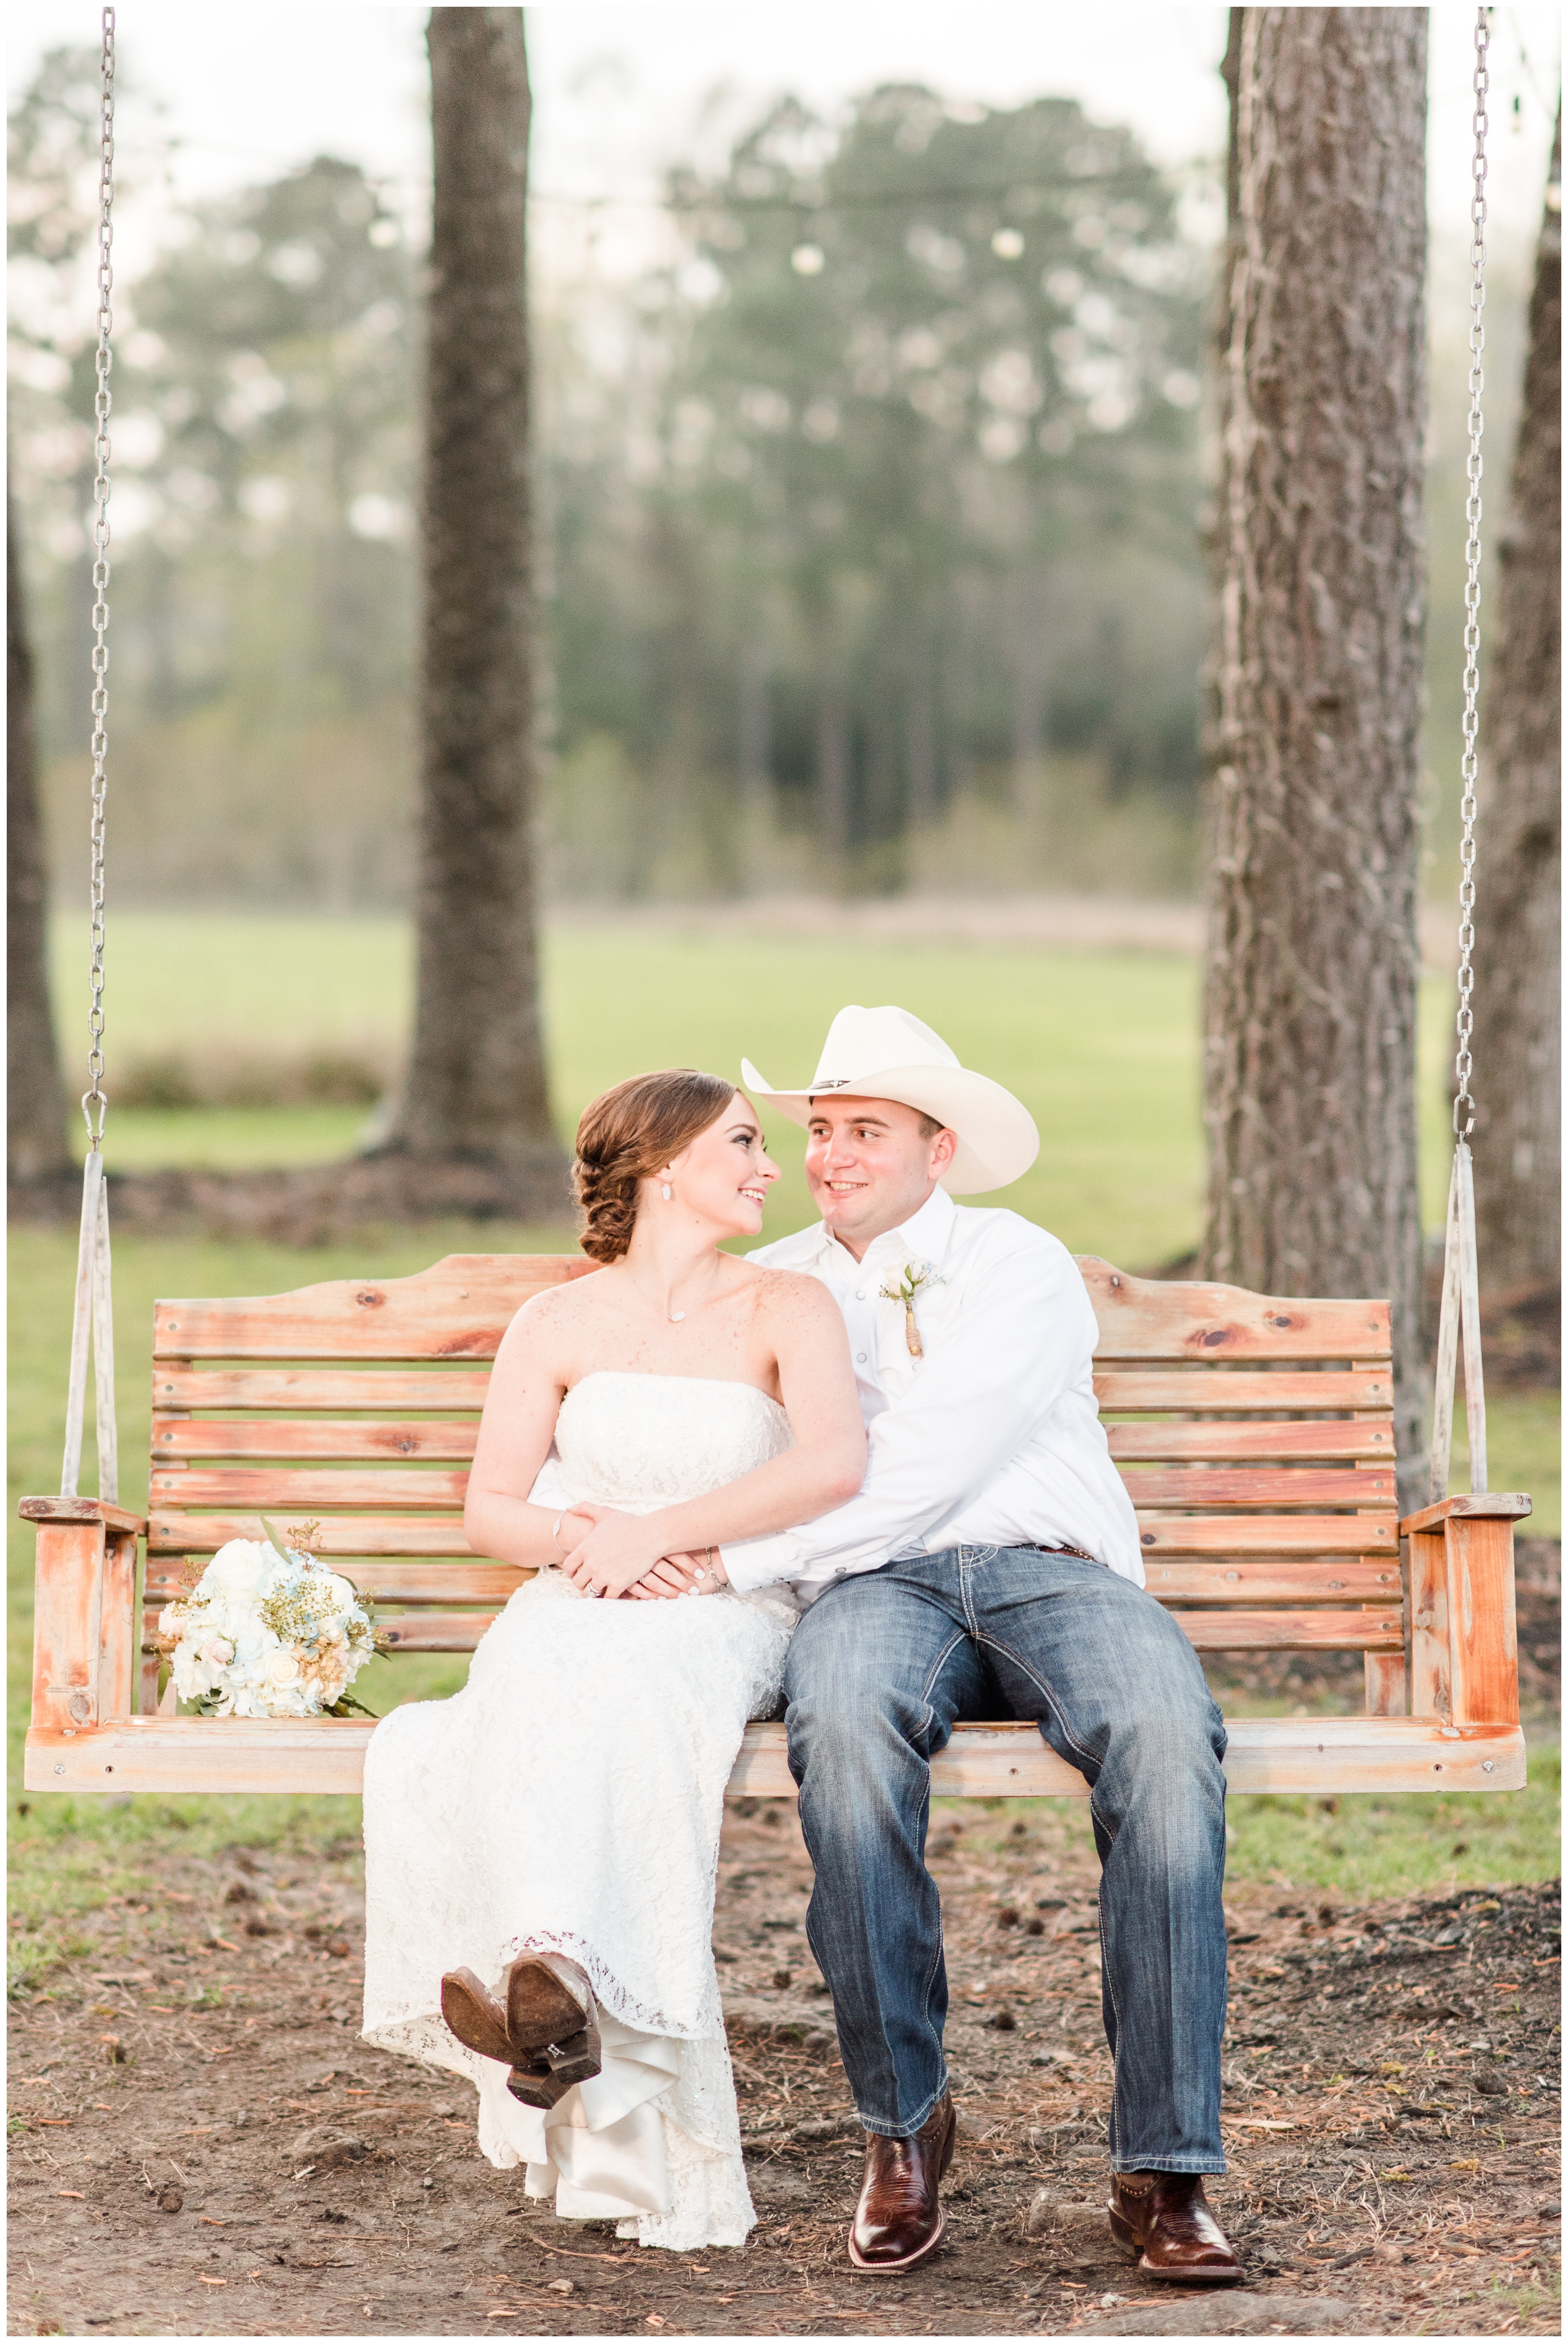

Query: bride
361 1068 865 2251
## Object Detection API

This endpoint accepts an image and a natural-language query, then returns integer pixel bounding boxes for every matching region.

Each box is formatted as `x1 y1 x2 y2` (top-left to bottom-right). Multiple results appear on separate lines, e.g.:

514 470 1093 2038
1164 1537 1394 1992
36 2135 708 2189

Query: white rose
198 1635 234 1669
202 1540 276 1603
267 1651 302 1687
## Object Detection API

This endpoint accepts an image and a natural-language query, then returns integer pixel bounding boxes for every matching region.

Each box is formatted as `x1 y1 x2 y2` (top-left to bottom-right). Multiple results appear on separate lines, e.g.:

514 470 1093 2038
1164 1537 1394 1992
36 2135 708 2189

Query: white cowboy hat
741 1005 1039 1195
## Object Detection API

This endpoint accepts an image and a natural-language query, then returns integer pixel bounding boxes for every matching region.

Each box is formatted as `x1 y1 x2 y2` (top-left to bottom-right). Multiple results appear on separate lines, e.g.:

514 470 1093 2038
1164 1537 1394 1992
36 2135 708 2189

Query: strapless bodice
553 1371 794 1515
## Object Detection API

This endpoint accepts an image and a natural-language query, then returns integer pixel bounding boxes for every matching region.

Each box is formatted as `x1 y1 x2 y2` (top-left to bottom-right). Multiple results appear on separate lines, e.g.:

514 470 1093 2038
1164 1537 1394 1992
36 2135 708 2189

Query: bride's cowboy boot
439 1967 514 2064
503 1955 602 2109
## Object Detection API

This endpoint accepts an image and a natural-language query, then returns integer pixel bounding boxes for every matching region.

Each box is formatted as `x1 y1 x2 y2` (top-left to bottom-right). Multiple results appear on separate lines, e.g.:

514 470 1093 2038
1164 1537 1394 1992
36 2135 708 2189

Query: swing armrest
1398 1492 1531 1536
1400 1495 1527 1729
25 1498 146 1733
19 1496 147 1535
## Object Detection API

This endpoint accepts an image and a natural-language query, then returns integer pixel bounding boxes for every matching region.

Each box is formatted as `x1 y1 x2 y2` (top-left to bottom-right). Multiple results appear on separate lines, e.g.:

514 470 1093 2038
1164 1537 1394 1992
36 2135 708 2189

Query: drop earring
661 1183 672 1201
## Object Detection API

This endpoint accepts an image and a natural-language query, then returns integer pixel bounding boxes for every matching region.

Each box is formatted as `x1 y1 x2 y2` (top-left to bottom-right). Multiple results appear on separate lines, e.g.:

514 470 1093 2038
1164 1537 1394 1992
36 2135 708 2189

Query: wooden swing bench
23 1251 1528 1800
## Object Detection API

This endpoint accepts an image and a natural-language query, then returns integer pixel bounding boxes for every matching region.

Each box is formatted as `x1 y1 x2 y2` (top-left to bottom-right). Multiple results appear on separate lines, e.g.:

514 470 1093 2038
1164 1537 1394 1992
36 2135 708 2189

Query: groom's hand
628 1551 728 1600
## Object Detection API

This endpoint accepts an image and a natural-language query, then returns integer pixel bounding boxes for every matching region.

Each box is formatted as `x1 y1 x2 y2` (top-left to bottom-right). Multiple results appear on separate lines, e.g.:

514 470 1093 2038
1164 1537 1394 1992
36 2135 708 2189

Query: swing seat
23 1253 1529 1798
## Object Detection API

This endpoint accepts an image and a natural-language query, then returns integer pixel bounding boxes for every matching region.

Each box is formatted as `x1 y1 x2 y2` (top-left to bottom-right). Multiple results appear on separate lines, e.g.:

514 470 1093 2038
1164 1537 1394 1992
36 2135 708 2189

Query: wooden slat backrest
147 1251 1401 1667
151 1256 594 1360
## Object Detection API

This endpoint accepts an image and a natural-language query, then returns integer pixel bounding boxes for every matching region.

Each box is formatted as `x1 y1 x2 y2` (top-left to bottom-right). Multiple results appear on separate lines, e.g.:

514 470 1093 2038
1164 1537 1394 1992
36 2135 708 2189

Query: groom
673 1005 1240 2284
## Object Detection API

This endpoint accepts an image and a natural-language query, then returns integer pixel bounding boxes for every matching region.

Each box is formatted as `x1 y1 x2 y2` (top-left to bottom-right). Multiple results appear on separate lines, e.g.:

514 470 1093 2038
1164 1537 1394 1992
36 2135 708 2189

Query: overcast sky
8 2 1560 288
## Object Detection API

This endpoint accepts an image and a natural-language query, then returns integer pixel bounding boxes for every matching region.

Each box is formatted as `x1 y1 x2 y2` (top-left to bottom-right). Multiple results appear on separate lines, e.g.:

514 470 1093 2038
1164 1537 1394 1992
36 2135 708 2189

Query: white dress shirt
719 1185 1144 1603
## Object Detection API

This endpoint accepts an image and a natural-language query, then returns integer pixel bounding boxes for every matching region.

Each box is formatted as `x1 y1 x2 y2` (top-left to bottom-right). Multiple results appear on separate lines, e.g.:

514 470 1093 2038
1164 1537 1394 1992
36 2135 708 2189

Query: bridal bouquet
157 1520 379 1719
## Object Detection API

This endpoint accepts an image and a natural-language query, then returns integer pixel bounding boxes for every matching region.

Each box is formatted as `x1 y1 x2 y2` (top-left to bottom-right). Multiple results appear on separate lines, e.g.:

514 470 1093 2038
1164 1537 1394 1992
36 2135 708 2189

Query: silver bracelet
693 1545 720 1586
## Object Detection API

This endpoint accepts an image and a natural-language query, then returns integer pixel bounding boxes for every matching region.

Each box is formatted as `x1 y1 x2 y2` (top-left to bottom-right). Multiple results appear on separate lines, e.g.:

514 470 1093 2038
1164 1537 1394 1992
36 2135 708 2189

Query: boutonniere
878 1260 946 1359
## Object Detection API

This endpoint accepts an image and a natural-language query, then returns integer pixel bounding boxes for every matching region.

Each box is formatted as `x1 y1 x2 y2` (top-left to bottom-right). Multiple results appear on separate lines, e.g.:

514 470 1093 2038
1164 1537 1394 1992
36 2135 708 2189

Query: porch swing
23 10 1529 1801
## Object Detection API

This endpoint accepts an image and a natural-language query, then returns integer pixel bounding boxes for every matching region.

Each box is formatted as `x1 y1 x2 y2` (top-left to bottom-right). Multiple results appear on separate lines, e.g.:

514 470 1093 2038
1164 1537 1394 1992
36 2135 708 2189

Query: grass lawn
56 909 1469 1246
13 915 1558 1993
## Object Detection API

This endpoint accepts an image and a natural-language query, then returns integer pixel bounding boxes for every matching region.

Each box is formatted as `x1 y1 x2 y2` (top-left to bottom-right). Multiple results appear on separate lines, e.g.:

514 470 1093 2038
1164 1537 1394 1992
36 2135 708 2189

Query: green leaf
325 1691 377 1720
259 1513 302 1562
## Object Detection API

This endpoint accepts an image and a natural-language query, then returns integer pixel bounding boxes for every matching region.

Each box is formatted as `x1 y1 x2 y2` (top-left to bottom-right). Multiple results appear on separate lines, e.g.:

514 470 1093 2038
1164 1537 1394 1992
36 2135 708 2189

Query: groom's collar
815 1182 956 1274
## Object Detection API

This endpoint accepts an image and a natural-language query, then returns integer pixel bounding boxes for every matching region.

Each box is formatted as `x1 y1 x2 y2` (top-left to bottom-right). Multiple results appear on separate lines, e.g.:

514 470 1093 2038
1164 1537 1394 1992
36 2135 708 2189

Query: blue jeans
783 1546 1228 2171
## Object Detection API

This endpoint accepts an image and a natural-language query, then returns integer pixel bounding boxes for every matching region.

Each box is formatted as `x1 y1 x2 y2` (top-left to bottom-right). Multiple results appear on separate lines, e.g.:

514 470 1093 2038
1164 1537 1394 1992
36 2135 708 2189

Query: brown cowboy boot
439 1968 513 2065
848 2092 956 2272
440 1959 602 2109
503 1954 602 2105
1107 2170 1243 2284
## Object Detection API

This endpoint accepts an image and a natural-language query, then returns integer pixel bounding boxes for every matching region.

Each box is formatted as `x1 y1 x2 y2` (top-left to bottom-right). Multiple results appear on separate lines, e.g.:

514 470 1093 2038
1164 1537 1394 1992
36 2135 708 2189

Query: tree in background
11 35 1544 925
7 46 103 1182
9 29 421 904
1201 10 1429 1494
646 85 1208 890
3 56 1217 914
1469 110 1560 1299
8 499 71 1182
29 146 418 905
380 8 563 1202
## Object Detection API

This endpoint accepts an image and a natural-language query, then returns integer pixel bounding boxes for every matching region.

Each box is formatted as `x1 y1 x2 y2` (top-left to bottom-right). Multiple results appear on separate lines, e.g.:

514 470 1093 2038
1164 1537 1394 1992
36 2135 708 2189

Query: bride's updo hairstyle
574 1069 739 1263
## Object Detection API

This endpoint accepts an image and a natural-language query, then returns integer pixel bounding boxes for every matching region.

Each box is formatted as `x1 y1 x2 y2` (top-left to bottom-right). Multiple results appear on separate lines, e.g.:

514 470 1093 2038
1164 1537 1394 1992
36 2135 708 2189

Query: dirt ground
8 1795 1559 2340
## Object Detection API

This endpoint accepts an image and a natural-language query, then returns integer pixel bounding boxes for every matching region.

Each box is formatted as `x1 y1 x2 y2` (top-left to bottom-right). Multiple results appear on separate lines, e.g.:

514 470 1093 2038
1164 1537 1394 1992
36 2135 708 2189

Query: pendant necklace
628 1261 718 1325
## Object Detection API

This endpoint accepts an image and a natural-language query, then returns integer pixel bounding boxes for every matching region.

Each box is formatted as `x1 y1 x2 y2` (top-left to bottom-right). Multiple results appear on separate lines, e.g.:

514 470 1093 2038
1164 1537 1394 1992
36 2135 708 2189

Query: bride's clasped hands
551 1502 727 1602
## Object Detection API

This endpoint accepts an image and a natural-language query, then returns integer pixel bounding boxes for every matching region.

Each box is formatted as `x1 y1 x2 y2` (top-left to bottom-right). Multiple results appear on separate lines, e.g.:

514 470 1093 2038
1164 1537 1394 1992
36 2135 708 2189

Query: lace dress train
361 1374 797 2250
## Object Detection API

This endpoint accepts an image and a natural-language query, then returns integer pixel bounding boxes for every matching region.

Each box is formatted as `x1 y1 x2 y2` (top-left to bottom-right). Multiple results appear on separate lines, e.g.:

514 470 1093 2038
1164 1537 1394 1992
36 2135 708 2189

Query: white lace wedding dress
361 1372 797 2251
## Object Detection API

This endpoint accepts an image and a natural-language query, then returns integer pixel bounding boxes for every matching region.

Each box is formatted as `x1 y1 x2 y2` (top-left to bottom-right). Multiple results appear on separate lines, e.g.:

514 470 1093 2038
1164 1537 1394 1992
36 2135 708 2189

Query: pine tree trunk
388 9 564 1198
1469 111 1561 1297
817 673 850 870
738 639 771 816
1202 9 1429 1500
1011 571 1050 831
7 498 71 1184
905 640 939 830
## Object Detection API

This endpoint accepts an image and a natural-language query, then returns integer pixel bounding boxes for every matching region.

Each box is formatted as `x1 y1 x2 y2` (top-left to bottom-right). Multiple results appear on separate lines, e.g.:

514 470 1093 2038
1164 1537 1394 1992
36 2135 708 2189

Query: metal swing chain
85 4 116 1151
1452 7 1489 1144
1430 6 1491 1505
60 5 119 1504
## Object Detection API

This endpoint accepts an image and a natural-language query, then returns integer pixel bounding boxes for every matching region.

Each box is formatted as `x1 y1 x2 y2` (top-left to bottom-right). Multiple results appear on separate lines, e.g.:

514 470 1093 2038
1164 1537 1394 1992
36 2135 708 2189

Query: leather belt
1027 1541 1100 1564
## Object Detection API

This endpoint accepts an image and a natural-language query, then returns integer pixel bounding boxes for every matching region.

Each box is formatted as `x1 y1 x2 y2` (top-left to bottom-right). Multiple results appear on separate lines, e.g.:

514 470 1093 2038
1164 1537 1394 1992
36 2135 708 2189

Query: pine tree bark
387 9 564 1197
7 497 72 1184
1202 10 1429 1498
1469 111 1560 1297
